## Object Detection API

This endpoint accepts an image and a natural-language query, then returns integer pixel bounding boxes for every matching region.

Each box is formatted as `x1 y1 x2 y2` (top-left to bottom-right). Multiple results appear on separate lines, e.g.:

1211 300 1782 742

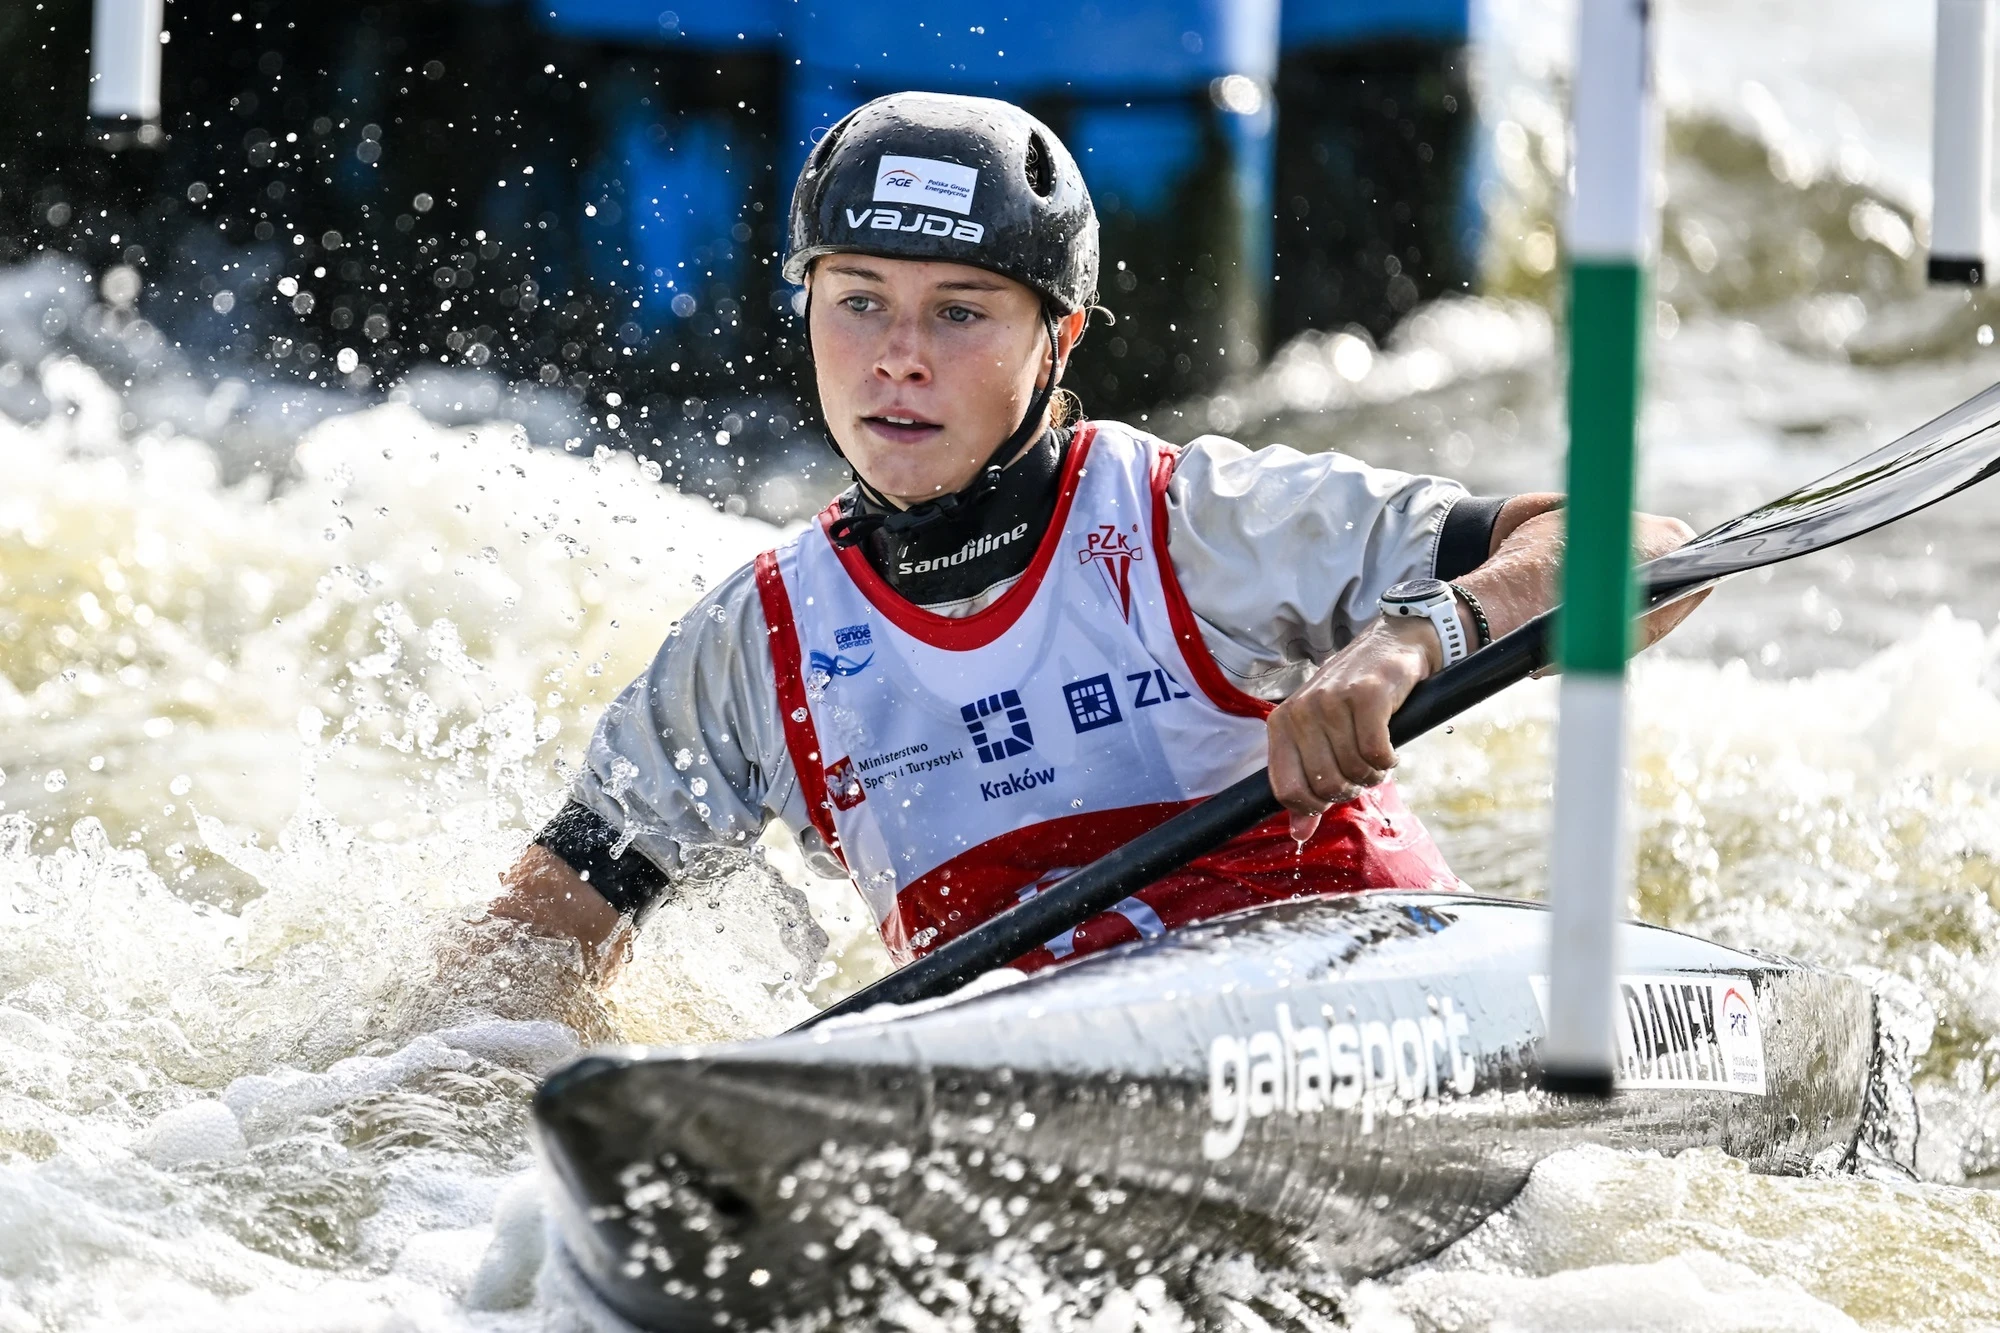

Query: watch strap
1382 588 1469 665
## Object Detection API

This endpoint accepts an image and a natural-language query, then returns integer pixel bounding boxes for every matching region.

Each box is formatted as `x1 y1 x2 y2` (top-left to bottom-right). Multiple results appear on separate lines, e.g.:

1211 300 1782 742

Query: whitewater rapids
11 0 2000 1324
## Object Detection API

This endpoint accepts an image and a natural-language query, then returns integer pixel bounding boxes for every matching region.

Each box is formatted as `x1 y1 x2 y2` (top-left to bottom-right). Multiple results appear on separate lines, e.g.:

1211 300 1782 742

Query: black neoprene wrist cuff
533 799 673 923
1436 494 1508 582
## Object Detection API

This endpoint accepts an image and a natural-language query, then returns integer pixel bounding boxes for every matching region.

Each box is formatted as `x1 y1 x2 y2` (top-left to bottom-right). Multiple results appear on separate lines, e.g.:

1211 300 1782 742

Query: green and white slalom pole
1543 0 1655 1098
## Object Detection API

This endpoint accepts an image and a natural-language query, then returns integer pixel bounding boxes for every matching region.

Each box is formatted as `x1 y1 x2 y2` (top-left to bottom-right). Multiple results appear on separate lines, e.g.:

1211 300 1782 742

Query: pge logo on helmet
873 154 979 214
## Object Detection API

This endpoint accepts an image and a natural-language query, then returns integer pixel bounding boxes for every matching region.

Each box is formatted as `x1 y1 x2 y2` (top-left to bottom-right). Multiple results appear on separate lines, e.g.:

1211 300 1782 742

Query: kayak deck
532 893 1876 1331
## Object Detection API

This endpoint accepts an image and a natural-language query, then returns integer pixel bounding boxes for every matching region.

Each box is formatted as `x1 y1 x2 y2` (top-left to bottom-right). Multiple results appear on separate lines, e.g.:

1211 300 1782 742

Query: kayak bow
534 893 1876 1331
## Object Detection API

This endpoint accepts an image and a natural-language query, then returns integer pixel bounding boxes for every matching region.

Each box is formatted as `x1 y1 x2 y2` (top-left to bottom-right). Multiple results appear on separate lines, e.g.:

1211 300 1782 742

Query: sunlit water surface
11 0 2000 1328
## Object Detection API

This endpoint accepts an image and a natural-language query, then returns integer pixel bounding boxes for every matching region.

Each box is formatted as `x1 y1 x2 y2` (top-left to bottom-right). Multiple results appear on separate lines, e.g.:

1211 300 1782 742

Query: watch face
1382 578 1448 605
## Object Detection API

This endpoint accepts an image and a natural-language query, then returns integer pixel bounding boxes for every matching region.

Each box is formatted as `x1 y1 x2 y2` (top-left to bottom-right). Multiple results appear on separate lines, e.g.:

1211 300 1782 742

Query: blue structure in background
587 114 748 317
1279 0 1467 45
538 0 781 45
1068 106 1207 219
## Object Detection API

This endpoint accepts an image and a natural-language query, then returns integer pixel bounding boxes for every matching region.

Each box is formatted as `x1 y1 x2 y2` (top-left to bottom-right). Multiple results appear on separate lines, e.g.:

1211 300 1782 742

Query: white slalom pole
1544 0 1655 1097
88 0 164 127
1932 0 1996 284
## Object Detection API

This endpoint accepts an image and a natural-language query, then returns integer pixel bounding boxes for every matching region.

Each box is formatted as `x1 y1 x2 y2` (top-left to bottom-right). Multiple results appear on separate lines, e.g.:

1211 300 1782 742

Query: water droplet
169 774 192 796
43 770 66 793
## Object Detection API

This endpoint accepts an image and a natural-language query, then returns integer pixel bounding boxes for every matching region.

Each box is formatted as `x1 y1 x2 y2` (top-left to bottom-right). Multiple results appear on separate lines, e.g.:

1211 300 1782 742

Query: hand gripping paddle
800 383 2000 1029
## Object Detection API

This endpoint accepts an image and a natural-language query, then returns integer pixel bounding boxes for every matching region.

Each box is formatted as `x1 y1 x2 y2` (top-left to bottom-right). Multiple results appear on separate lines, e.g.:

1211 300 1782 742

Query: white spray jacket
574 422 1468 910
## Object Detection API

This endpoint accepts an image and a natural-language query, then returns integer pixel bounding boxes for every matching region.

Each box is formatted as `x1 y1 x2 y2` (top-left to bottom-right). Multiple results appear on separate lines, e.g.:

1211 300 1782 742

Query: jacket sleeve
1163 435 1467 702
567 559 842 883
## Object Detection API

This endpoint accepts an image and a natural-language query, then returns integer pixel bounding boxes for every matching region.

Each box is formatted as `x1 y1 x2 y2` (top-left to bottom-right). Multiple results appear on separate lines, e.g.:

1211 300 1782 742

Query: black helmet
783 92 1099 313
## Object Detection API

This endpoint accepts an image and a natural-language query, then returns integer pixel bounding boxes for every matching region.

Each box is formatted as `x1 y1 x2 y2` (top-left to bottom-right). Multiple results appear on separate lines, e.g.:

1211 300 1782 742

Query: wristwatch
1380 578 1470 666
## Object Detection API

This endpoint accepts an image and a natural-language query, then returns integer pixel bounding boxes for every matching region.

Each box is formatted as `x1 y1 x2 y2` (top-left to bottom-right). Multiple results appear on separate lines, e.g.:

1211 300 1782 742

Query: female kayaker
489 91 1700 979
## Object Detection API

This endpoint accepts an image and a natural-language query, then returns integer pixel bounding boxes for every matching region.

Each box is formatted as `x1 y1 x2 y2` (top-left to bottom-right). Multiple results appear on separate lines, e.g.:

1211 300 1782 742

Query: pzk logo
961 689 1034 763
1079 523 1144 620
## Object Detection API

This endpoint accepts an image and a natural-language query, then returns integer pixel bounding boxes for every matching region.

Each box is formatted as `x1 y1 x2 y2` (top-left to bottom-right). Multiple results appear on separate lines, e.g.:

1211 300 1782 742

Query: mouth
860 412 945 444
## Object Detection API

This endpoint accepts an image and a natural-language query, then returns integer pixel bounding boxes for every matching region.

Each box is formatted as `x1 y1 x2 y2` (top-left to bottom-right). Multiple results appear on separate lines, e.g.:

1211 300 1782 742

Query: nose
873 309 932 385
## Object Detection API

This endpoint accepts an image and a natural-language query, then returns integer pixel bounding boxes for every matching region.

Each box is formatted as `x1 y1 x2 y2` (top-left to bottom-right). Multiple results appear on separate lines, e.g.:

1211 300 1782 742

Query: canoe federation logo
1204 1000 1476 1161
809 623 874 679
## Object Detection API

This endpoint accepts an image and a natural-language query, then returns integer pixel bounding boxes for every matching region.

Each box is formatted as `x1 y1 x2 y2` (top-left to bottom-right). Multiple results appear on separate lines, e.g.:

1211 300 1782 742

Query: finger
1638 587 1711 648
1291 706 1354 803
1267 725 1329 817
1347 681 1398 775
1289 810 1323 843
1321 702 1382 796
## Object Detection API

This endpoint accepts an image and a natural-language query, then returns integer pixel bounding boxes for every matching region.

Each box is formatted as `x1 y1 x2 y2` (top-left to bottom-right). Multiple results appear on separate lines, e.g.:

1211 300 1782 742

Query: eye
840 294 876 314
941 305 979 324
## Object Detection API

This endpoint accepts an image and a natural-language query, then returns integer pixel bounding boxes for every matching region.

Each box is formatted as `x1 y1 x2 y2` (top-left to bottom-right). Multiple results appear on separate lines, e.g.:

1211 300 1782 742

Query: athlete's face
808 258 1083 507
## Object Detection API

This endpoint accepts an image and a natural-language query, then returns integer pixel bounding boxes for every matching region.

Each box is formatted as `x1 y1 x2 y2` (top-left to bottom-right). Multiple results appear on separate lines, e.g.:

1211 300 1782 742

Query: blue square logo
1063 673 1123 733
961 689 1035 763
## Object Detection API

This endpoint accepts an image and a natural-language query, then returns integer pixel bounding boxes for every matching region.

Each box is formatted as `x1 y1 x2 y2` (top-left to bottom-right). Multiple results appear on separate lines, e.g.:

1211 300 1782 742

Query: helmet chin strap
827 308 1063 549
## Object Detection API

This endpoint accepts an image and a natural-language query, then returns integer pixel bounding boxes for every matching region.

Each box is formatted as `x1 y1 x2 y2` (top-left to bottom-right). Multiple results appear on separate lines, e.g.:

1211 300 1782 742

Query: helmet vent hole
1025 133 1056 197
806 120 849 185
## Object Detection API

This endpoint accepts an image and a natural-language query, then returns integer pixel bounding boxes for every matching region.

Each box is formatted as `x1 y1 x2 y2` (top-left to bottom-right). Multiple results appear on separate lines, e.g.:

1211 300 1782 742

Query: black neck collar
843 427 1071 607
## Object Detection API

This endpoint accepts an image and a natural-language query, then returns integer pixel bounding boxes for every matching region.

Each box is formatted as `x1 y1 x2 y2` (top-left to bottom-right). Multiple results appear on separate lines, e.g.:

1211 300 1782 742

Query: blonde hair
1050 386 1084 428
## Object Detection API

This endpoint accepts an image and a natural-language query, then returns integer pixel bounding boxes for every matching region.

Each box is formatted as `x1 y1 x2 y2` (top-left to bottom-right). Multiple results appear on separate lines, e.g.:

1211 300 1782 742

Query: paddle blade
1643 381 2000 597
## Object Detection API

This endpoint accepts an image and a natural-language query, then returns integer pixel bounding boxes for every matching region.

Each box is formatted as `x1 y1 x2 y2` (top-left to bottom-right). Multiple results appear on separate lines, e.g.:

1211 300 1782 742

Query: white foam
463 1175 546 1313
1356 1144 2000 1329
138 1100 247 1169
1354 1248 1860 1332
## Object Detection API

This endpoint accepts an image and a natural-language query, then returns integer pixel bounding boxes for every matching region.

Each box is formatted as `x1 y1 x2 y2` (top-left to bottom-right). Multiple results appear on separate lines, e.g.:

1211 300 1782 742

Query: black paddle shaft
800 381 2000 1028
